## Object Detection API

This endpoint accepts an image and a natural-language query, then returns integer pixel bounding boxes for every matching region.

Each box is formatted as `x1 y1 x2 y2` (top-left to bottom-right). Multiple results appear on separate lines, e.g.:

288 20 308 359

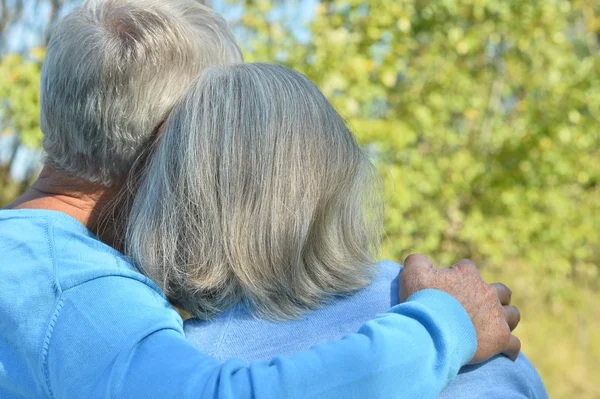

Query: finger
491 282 512 305
399 254 433 302
502 334 521 362
403 254 433 271
503 305 520 331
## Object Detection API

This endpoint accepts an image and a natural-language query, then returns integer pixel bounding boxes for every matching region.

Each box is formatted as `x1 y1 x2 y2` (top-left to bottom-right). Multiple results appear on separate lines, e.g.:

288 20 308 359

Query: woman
126 63 547 398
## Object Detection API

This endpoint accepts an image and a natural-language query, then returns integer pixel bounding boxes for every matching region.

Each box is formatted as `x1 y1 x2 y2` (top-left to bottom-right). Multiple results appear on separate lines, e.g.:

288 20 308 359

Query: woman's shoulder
365 260 401 305
184 260 403 362
439 353 548 399
374 260 402 278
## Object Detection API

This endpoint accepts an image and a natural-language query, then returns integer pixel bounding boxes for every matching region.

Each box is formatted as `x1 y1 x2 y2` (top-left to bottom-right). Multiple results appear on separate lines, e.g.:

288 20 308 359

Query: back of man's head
40 0 243 186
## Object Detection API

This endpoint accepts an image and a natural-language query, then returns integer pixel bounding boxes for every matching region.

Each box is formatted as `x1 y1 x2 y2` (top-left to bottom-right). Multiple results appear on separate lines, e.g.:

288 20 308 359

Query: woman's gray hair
40 0 243 186
126 63 383 320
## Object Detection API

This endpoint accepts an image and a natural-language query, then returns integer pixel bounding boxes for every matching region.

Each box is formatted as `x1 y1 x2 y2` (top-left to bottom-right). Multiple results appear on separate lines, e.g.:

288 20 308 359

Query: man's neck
6 166 125 248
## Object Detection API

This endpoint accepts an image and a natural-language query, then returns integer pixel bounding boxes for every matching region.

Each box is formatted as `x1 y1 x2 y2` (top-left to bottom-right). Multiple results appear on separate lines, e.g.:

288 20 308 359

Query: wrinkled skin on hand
400 254 521 364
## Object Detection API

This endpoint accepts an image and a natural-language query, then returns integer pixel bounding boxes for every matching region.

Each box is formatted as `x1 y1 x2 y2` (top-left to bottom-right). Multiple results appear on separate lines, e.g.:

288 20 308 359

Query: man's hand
400 254 521 364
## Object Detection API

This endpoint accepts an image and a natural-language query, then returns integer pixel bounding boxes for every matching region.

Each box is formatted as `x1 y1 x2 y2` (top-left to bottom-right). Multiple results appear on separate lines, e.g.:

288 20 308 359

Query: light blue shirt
0 209 478 398
185 260 548 398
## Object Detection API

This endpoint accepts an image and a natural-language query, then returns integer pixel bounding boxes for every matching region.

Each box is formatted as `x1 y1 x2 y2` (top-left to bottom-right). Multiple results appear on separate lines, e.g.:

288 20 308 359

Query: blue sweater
0 209 477 398
185 261 548 398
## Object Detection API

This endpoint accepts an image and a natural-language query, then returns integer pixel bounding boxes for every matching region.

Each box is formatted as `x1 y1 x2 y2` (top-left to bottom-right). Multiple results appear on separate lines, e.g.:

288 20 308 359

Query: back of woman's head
126 63 383 320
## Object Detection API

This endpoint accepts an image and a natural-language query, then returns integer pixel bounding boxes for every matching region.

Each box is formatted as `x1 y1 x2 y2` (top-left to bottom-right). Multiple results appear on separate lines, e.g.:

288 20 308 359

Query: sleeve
438 353 549 399
44 276 476 399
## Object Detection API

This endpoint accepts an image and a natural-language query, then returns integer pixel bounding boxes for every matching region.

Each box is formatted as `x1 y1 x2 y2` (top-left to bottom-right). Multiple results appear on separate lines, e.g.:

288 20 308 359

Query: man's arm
45 276 476 399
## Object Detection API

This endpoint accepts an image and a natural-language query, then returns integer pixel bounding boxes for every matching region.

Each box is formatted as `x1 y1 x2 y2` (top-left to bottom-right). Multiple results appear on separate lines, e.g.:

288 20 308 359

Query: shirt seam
41 296 63 399
59 272 168 299
40 218 61 399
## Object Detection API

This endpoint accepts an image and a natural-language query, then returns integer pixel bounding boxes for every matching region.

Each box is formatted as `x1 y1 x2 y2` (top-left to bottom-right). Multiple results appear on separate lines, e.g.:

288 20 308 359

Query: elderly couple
0 0 547 398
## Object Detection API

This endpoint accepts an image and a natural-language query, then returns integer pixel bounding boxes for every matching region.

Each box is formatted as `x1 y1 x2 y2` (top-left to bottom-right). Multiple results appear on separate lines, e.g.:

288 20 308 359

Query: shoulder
17 209 164 295
375 259 403 275
370 260 401 287
0 210 59 272
439 353 548 399
367 260 401 306
0 210 175 397
54 234 161 295
0 209 172 340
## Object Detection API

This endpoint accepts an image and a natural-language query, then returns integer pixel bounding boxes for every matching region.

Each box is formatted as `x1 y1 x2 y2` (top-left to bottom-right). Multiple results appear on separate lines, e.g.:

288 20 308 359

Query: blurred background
1 0 598 397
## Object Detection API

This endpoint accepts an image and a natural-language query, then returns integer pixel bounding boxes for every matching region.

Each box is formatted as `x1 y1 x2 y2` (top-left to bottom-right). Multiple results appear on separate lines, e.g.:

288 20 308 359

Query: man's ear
174 305 193 321
168 296 193 320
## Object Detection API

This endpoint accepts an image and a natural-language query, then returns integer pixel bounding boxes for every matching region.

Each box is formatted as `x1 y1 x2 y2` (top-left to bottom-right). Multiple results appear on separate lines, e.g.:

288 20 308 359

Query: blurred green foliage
0 48 44 148
240 1 599 397
1 0 599 397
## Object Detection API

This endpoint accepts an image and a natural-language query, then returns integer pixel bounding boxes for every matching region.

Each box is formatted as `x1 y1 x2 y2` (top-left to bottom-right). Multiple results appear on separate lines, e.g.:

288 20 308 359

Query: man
0 1 521 397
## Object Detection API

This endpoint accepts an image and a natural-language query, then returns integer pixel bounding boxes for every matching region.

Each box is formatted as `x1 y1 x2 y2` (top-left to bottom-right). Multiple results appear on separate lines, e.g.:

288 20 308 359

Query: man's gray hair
126 63 383 320
40 0 243 185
